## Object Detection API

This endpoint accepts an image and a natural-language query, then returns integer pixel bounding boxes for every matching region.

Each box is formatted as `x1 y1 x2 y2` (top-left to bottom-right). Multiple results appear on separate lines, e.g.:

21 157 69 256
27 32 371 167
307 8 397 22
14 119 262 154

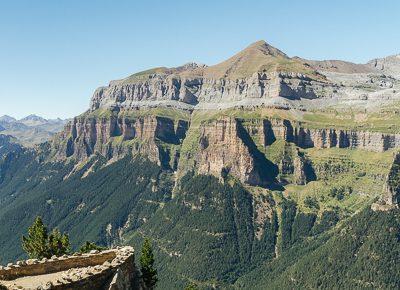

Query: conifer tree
48 228 71 257
22 216 49 259
139 238 158 289
22 216 71 259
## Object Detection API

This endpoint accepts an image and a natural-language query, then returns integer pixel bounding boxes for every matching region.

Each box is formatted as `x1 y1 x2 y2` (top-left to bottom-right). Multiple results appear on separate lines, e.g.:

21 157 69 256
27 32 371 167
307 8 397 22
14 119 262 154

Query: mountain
0 115 68 146
367 54 400 78
0 115 17 123
0 135 21 157
0 40 399 289
19 114 48 126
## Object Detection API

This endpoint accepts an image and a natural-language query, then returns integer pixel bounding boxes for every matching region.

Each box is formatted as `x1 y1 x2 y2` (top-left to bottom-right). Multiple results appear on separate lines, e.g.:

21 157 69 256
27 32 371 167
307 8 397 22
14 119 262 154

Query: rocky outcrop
195 117 278 186
0 135 21 157
293 149 316 185
0 247 138 290
52 114 188 169
367 54 400 78
260 118 400 152
89 71 331 112
372 152 400 211
384 152 400 206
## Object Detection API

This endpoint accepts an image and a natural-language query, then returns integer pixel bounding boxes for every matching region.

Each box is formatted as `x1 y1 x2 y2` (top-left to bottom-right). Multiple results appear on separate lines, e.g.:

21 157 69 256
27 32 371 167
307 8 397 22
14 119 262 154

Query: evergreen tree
139 238 158 289
22 216 71 259
22 216 49 259
48 228 71 256
79 241 106 253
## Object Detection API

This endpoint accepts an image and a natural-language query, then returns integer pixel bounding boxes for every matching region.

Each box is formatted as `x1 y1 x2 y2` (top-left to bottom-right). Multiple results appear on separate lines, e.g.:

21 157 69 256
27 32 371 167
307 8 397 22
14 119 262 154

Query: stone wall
0 247 138 290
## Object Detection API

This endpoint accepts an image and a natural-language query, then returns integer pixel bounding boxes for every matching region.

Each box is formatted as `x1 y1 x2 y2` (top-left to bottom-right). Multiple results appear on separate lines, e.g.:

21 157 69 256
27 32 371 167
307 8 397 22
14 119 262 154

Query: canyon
0 40 400 289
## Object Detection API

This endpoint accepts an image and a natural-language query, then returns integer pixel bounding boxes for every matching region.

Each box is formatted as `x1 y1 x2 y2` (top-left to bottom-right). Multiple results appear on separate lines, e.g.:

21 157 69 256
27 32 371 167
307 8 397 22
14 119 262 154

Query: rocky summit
89 40 400 112
0 40 400 289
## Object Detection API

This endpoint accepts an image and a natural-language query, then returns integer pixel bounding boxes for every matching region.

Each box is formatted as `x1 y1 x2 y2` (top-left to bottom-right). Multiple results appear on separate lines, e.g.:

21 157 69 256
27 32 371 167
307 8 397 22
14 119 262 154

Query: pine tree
48 228 71 257
139 238 158 289
22 216 71 259
22 216 49 259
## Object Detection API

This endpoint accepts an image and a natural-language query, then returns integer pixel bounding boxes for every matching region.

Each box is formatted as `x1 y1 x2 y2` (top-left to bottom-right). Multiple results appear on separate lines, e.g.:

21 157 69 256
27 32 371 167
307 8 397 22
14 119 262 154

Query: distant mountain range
0 114 68 146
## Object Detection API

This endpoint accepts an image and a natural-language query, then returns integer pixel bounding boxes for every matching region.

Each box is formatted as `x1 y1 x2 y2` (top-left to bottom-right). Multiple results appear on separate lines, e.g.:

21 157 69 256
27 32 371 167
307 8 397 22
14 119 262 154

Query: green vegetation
121 67 169 84
235 207 400 289
184 282 199 290
83 107 191 122
140 238 158 289
0 154 171 263
22 216 70 259
79 241 106 253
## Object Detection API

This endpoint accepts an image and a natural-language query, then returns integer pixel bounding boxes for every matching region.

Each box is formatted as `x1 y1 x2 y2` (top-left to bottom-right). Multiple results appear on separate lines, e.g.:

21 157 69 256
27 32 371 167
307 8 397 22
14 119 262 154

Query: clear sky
1 0 399 119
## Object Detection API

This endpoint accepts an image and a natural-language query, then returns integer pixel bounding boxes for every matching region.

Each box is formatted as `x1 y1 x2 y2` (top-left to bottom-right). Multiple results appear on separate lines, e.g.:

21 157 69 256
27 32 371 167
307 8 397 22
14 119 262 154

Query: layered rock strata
53 111 400 188
53 114 188 169
195 117 277 186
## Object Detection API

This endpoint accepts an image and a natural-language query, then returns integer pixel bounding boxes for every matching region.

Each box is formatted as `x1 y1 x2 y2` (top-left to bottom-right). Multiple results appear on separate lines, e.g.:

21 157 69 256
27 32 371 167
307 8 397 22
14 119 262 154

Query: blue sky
1 0 399 119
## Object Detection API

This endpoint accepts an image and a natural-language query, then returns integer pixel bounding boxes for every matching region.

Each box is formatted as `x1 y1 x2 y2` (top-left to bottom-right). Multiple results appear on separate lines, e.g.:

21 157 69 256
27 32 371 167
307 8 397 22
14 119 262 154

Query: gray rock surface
88 40 400 113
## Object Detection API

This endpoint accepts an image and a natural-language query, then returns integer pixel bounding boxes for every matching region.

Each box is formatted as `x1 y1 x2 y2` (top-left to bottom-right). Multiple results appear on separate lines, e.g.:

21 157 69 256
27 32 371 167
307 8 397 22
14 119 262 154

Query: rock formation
372 152 400 211
89 41 334 112
384 152 400 206
43 40 400 188
53 114 188 169
195 117 277 186
52 111 400 187
367 54 400 78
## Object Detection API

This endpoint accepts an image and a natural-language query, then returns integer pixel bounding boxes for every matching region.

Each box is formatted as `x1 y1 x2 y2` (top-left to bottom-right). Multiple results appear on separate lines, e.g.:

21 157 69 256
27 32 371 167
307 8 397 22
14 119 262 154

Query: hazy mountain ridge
0 114 68 146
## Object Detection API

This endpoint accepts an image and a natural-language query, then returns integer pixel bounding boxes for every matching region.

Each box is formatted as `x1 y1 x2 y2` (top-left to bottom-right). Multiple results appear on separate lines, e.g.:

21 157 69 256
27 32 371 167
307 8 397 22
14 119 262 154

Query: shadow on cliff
236 122 282 190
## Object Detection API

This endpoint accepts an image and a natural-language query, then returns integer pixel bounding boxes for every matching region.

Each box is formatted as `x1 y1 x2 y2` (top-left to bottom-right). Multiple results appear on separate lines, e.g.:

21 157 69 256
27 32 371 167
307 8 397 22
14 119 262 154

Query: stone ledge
0 246 137 290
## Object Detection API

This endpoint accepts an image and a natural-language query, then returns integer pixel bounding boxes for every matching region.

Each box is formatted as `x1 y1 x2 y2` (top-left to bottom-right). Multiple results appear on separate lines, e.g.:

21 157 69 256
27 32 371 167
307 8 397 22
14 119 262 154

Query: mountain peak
204 40 317 79
243 40 287 57
0 115 17 123
20 114 47 122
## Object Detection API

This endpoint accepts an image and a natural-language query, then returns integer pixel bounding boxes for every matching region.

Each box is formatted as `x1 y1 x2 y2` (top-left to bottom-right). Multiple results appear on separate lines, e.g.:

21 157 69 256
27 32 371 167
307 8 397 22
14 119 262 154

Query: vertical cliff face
372 152 400 211
195 117 277 186
52 106 400 188
383 152 400 207
52 114 188 169
259 118 400 152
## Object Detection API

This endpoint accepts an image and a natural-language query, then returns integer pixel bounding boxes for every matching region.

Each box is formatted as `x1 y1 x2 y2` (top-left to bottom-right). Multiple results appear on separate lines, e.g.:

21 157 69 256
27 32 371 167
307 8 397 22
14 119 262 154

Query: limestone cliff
371 152 400 211
383 152 400 207
89 41 331 112
194 117 277 186
52 113 188 169
52 110 400 188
